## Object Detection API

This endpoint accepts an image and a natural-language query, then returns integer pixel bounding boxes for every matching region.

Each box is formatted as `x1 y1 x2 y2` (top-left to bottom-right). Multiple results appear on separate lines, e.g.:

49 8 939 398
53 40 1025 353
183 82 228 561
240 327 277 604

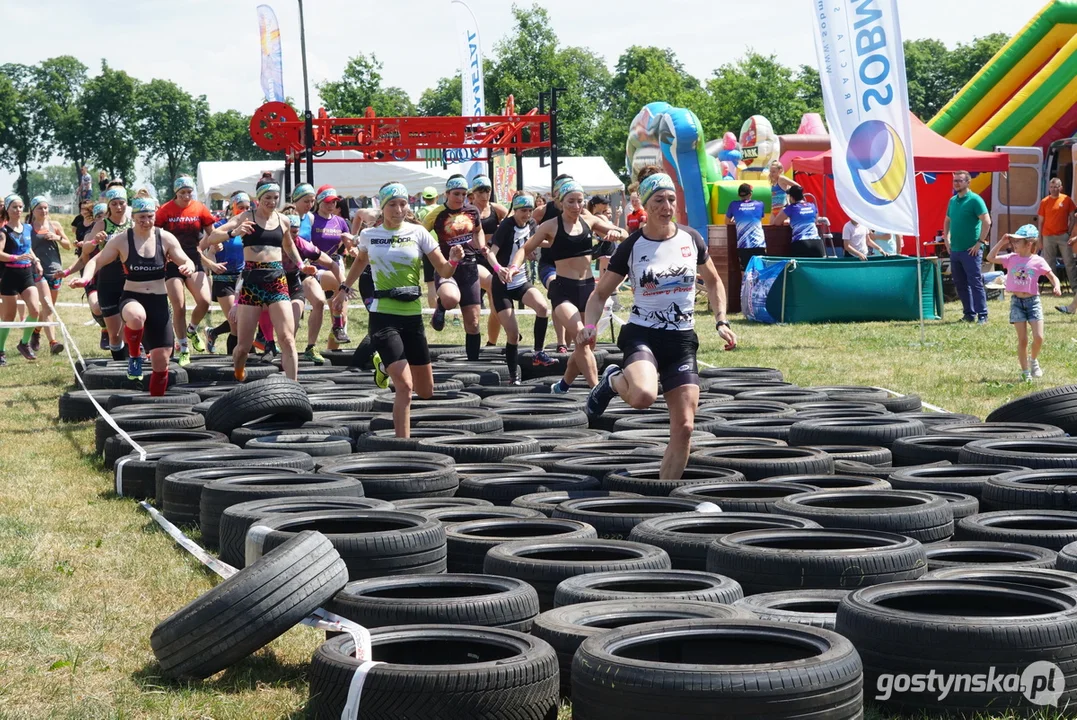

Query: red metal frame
249 96 550 163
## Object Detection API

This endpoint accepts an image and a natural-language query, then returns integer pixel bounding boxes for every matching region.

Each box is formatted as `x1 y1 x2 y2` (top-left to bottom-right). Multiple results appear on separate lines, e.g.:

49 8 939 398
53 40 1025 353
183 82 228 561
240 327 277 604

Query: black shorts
97 280 125 318
436 261 481 307
491 279 533 312
119 290 175 351
166 251 203 280
593 239 616 259
422 254 435 283
617 322 700 392
211 274 239 301
789 238 826 258
358 266 375 306
549 276 595 312
286 270 304 301
0 266 34 296
737 247 767 271
369 312 430 368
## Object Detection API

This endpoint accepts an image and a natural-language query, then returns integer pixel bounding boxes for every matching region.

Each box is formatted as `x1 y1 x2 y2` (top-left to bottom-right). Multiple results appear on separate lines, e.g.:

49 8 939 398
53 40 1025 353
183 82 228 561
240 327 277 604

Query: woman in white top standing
578 167 737 480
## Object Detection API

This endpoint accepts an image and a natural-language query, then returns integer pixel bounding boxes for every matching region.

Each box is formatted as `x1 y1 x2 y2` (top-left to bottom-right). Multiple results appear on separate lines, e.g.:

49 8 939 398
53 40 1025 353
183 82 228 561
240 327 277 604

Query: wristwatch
716 320 731 329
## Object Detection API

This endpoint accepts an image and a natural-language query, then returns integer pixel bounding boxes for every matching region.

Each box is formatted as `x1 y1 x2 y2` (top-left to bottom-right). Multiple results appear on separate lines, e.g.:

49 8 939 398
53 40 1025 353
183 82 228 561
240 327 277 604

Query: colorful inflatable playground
626 0 1077 323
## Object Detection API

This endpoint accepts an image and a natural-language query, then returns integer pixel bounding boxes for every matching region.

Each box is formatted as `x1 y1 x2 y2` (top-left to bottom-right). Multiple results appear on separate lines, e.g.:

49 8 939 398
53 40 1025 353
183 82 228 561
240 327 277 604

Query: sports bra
480 208 500 237
243 212 284 248
123 228 166 282
545 214 593 262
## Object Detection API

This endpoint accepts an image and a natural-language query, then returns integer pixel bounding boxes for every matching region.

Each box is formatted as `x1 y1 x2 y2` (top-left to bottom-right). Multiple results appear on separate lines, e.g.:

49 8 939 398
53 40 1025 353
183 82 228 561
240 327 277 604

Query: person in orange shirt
1037 178 1077 299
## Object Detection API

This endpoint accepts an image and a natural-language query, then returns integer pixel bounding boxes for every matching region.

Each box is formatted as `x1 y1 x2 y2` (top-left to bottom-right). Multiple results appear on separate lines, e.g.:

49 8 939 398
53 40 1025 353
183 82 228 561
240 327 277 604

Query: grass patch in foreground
0 245 1075 717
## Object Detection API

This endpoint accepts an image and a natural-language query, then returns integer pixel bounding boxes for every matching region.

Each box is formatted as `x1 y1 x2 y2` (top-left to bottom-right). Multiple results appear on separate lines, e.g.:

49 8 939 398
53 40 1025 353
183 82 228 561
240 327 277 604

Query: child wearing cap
986 224 1061 381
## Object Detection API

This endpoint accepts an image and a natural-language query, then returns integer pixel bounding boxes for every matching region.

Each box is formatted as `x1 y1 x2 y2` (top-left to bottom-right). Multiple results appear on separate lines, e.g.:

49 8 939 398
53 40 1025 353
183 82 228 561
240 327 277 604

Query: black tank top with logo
122 229 166 282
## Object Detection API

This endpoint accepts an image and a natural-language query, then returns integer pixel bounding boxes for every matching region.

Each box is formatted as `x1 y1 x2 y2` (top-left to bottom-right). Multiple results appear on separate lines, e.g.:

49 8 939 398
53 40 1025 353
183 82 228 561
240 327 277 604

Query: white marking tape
341 659 383 720
115 456 134 497
245 524 273 567
0 321 61 328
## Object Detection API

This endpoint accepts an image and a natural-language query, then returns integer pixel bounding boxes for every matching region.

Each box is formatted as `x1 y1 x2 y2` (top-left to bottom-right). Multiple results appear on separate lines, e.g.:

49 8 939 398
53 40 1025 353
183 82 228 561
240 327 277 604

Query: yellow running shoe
373 352 389 389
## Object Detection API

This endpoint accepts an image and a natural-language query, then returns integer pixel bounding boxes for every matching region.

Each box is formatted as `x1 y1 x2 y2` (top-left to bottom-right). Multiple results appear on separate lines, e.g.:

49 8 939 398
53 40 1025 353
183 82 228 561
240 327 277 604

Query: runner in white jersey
579 168 738 480
334 182 464 438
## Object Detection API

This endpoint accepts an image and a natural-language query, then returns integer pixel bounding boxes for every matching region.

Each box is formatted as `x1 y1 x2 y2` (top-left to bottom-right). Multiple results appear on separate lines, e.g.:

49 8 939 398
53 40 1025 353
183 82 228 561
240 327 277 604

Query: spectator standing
97 171 109 196
727 183 767 270
78 167 93 204
1036 177 1077 297
625 184 647 233
944 170 991 323
768 161 801 218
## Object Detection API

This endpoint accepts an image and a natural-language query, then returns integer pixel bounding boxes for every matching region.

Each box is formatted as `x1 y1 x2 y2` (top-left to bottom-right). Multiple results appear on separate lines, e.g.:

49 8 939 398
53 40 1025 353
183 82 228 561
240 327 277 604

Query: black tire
792 400 890 415
502 451 611 473
311 411 377 440
553 568 743 606
955 510 1077 550
94 408 206 455
736 388 831 405
154 449 315 511
922 540 1058 570
58 389 138 422
759 474 893 491
835 580 1077 714
934 421 1066 440
315 456 458 500
199 473 365 550
982 469 1077 511
798 444 892 466
897 411 982 428
704 417 799 441
819 387 922 412
250 509 447 579
670 481 818 513
103 429 230 470
556 439 668 455
456 473 600 505
422 506 546 523
415 434 541 463
481 394 582 409
204 377 312 435
690 446 834 481
1060 542 1077 572
305 393 375 413
985 384 1077 434
453 462 545 480
831 459 951 481
699 366 784 381
354 427 476 453
924 491 980 522
532 599 752 698
112 442 235 499
105 389 200 410
596 407 672 433
244 433 353 457
552 497 703 540
571 618 864 720
788 416 927 449
307 626 559 720
150 530 348 679
231 421 352 448
218 496 394 568
370 389 482 413
773 489 954 543
888 463 1028 499
184 360 277 382
160 467 305 526
503 427 610 451
446 518 598 573
628 513 822 570
923 566 1077 597
602 465 747 496
696 401 796 422
733 589 850 629
959 438 1077 469
550 454 674 479
368 407 504 433
82 364 189 391
316 450 455 472
393 497 492 511
484 539 672 611
509 490 643 518
607 429 715 445
706 528 928 594
326 573 541 632
891 434 973 465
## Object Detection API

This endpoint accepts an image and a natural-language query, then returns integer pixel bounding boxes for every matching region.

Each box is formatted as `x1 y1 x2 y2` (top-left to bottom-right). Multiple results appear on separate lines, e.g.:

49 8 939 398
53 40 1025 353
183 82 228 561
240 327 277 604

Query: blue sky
2 0 1040 196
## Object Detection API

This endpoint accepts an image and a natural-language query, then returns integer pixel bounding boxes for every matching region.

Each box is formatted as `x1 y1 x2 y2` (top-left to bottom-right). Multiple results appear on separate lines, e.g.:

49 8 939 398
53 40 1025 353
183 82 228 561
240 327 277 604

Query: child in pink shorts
986 224 1061 381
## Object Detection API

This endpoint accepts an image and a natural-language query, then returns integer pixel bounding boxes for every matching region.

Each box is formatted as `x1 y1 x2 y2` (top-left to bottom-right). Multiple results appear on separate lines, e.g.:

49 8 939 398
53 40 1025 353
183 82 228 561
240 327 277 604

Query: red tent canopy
793 113 1010 174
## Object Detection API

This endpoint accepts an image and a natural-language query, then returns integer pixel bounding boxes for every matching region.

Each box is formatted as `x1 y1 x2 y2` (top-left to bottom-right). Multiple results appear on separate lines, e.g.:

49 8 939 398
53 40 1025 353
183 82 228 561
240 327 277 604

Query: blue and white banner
452 0 485 118
811 0 918 236
256 5 285 103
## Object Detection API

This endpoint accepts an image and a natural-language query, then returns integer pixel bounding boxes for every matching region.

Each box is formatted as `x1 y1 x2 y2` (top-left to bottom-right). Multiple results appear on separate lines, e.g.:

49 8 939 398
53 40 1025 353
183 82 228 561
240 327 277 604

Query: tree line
2 4 1007 202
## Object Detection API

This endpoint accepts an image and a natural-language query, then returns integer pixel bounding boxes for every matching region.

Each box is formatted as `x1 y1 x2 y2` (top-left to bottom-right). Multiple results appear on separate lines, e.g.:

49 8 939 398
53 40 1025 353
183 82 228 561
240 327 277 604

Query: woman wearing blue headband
27 197 71 355
200 191 253 355
468 174 509 349
335 182 463 436
308 185 355 350
483 191 556 381
204 178 307 381
580 165 737 481
0 195 44 364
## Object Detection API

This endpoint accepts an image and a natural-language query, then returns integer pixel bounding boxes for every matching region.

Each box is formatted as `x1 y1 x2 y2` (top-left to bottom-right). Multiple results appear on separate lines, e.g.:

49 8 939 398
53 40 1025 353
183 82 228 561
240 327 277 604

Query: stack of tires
57 355 1077 717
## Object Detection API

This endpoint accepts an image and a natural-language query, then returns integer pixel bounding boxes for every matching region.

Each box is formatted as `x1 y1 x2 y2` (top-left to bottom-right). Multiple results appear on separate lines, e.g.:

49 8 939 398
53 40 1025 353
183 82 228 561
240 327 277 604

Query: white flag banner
452 0 485 118
811 0 918 236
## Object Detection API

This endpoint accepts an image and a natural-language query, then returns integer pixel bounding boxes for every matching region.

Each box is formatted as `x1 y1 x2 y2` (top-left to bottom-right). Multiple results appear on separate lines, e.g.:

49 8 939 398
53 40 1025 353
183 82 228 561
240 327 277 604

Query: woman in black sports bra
204 179 306 381
522 180 604 394
73 197 195 396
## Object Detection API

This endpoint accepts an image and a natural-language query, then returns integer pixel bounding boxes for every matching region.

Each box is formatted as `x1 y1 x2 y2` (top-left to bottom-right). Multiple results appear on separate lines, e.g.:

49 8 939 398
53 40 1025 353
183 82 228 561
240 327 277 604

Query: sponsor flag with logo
811 0 918 236
451 0 485 161
256 5 285 103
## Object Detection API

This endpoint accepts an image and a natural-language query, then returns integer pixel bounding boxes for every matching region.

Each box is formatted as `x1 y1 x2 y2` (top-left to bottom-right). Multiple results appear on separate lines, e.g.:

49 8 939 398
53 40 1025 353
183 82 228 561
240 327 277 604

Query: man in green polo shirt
944 170 992 323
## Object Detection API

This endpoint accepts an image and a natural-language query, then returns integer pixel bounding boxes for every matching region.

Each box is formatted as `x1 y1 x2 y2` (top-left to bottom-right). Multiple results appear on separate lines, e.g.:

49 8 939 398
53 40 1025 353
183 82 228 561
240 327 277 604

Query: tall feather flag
257 5 285 103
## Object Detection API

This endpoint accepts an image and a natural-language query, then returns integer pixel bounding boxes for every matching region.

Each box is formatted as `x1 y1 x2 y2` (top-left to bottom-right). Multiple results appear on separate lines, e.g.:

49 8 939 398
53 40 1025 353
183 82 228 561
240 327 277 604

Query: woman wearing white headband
580 166 737 480
336 182 463 437
204 178 306 380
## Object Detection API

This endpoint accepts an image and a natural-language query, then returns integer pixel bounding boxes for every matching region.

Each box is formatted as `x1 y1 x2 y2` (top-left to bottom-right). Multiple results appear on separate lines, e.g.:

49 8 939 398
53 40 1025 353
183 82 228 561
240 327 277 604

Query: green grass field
0 233 1074 719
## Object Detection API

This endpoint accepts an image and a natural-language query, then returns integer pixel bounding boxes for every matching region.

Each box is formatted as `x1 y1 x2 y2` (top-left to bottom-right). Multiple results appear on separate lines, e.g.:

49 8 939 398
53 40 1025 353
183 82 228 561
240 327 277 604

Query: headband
469 175 492 192
558 181 585 199
315 187 338 204
379 182 409 207
511 194 535 210
445 177 468 192
256 183 281 199
552 176 574 198
3 194 21 212
93 203 107 216
292 183 315 202
173 176 195 192
285 213 301 227
28 196 47 213
105 188 127 203
232 192 251 205
639 173 676 204
132 197 159 214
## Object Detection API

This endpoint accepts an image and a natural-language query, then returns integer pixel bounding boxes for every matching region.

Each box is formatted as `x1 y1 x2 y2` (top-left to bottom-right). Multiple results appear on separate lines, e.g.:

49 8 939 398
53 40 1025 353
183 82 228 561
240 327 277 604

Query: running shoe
126 355 143 380
261 340 278 359
431 305 446 331
16 341 35 361
29 331 41 353
1057 306 1074 315
303 346 326 365
1031 359 1043 378
0 351 7 366
177 350 191 367
550 379 570 394
50 341 64 355
332 326 351 344
187 327 205 353
556 345 569 354
235 366 246 382
586 365 622 420
99 330 109 350
372 351 389 389
1021 369 1032 383
205 327 218 354
532 349 557 367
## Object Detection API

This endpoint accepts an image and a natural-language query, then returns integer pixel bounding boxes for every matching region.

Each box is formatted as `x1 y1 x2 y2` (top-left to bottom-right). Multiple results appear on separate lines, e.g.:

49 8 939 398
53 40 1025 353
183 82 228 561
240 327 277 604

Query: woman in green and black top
335 182 463 438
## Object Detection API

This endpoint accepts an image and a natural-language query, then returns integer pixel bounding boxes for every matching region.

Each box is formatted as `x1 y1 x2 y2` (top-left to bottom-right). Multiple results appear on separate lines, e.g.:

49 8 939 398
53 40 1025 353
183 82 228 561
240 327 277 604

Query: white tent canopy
196 153 624 203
